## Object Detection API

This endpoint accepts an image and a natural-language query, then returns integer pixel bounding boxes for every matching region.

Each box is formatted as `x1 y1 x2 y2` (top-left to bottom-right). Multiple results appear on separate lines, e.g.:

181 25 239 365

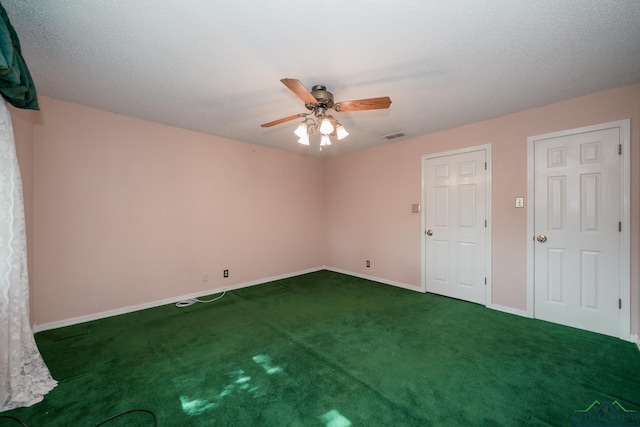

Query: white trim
526 136 535 317
619 120 631 341
421 156 427 292
324 266 422 293
488 303 530 318
485 147 493 307
421 144 493 305
33 266 324 332
526 119 631 340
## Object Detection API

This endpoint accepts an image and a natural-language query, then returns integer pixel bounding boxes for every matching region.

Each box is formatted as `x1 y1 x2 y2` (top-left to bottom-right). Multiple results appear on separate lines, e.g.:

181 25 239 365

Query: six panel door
424 150 487 305
533 128 620 337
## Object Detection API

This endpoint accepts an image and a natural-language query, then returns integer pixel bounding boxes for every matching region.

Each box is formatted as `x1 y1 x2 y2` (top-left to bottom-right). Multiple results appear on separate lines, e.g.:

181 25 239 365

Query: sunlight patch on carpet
252 354 283 374
320 409 352 427
178 368 264 416
179 395 216 415
216 368 263 399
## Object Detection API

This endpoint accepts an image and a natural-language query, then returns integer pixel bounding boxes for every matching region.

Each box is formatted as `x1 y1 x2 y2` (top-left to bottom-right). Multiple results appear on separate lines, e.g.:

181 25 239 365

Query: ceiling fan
261 78 392 150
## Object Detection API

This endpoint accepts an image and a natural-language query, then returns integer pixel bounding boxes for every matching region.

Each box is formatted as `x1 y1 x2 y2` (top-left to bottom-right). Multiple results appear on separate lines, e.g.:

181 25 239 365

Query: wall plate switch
515 197 524 208
412 204 421 213
202 273 209 282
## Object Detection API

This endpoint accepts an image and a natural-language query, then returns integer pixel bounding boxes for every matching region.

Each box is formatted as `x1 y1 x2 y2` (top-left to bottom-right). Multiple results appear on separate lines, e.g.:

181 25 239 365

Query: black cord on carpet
0 415 29 426
94 408 157 426
1 408 158 427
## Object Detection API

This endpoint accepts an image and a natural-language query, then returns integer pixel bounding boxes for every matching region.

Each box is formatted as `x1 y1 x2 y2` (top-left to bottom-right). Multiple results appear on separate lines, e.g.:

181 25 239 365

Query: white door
424 149 487 305
533 127 621 337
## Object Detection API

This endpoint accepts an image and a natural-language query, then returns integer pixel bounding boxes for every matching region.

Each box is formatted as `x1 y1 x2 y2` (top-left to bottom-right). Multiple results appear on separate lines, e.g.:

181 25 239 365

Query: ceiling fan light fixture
261 78 391 150
336 124 349 140
319 117 334 135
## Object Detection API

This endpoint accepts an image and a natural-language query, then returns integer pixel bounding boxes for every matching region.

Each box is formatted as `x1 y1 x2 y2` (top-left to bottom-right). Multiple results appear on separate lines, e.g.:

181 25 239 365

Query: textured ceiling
3 0 640 156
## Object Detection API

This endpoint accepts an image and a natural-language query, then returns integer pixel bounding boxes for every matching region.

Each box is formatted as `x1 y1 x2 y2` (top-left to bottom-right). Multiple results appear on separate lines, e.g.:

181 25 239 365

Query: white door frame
421 144 493 306
526 119 631 340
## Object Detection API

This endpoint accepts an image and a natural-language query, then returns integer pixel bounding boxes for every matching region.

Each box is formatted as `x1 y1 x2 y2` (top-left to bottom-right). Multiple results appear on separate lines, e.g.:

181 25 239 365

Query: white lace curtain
0 98 57 412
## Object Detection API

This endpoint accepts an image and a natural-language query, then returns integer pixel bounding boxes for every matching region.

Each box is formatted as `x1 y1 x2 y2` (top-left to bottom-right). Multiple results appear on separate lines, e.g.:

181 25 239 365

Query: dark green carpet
2 270 639 426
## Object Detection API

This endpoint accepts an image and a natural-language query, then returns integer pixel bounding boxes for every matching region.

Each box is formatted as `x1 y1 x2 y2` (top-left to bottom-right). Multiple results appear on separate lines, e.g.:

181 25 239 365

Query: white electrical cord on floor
175 291 226 308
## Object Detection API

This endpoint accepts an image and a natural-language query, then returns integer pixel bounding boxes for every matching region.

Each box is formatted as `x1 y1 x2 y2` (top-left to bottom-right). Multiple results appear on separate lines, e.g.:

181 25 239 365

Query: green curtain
0 3 38 110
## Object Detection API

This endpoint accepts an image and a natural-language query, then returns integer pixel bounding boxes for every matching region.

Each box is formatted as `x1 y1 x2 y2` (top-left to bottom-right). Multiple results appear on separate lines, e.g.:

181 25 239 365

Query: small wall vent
382 132 406 140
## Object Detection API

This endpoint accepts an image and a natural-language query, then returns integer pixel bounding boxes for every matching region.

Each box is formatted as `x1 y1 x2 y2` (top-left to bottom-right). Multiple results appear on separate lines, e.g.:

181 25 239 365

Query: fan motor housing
306 84 334 110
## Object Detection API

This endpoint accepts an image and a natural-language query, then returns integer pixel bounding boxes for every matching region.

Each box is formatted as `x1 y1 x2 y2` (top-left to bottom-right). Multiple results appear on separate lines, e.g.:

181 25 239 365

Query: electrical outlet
223 269 229 278
202 273 209 282
366 260 370 268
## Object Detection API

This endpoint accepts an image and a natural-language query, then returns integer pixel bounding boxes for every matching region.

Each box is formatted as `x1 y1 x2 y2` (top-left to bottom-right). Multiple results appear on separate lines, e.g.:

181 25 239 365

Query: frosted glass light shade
319 117 334 135
320 135 331 146
336 124 349 140
294 122 307 137
297 133 310 145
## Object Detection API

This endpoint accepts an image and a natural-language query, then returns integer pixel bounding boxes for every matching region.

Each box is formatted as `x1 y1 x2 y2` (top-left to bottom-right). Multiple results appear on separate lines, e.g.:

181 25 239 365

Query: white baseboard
487 303 530 318
323 266 422 293
324 267 537 321
34 267 638 346
33 266 324 333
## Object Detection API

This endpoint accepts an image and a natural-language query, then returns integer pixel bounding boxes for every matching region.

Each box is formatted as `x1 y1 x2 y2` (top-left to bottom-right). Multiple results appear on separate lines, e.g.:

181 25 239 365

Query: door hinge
619 221 622 232
484 162 487 170
619 144 622 155
485 220 487 228
484 277 487 285
619 298 622 309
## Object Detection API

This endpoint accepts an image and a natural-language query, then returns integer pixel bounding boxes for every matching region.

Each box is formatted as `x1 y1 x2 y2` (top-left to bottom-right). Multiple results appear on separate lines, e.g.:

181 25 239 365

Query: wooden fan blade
334 96 392 112
261 113 304 128
281 78 318 105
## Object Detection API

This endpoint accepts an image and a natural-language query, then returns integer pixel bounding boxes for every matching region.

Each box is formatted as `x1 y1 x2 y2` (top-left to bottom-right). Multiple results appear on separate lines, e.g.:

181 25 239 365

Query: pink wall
28 97 326 325
9 84 640 336
325 84 640 335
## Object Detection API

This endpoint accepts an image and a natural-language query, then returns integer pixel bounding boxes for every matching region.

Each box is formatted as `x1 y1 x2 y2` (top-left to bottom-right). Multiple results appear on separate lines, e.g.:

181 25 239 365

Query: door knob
536 235 547 243
426 229 433 236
